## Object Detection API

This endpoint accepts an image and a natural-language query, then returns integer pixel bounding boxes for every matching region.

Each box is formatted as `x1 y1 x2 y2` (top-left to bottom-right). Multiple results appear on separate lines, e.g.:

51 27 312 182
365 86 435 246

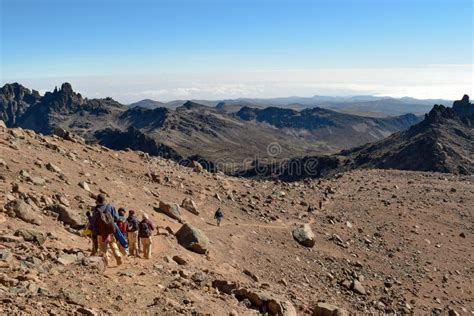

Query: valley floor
0 126 473 315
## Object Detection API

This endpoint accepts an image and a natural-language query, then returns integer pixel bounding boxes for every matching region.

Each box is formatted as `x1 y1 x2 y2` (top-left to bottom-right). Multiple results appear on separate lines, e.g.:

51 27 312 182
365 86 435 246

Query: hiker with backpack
126 210 140 257
138 213 155 259
117 208 129 256
214 207 224 226
91 194 122 267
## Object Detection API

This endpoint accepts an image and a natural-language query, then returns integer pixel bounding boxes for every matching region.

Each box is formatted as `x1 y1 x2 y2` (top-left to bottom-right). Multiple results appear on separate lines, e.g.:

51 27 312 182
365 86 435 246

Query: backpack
127 217 139 232
139 220 152 237
214 209 223 219
117 219 127 234
96 206 115 236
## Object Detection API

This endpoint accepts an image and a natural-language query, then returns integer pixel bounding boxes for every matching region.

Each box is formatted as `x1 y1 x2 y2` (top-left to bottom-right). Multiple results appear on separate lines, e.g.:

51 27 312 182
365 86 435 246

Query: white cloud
2 64 472 103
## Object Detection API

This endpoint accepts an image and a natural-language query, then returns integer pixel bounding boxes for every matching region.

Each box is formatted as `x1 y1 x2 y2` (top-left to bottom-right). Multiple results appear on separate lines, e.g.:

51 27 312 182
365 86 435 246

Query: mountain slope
1 83 422 169
128 98 166 109
344 102 474 174
0 123 472 315
0 83 41 126
17 83 125 137
236 106 421 150
274 96 474 181
129 95 449 116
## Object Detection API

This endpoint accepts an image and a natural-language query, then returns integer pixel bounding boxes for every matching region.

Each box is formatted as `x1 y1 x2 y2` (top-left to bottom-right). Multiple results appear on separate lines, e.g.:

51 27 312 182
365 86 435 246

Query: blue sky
1 0 472 102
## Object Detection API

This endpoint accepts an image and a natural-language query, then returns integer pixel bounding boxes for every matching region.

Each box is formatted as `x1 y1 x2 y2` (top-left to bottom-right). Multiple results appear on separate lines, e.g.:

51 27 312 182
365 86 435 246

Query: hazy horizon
1 0 473 102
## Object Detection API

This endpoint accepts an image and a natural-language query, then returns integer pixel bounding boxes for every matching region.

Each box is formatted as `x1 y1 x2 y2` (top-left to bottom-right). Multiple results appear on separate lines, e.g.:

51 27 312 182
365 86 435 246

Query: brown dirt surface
0 126 472 315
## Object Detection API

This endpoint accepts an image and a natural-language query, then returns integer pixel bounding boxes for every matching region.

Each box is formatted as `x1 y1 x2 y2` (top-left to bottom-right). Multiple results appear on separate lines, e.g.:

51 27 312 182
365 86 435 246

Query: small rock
46 162 62 174
243 269 259 282
190 160 204 173
78 181 90 192
172 255 187 265
448 309 460 316
181 198 199 215
313 302 348 316
28 176 46 186
57 253 77 265
351 279 366 295
76 307 99 316
0 249 13 262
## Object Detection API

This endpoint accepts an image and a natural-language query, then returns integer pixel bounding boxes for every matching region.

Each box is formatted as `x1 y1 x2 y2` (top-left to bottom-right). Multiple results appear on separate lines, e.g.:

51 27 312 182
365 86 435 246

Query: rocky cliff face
0 83 41 126
452 94 474 117
236 106 421 148
17 83 125 135
273 96 474 181
94 126 182 160
0 82 425 171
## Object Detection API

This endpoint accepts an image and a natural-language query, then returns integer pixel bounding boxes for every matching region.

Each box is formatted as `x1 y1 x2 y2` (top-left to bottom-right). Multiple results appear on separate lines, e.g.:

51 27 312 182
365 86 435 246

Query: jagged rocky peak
43 82 85 109
47 82 80 97
424 104 456 122
0 83 42 127
424 95 473 123
1 82 40 101
452 94 473 117
60 82 74 95
179 100 207 110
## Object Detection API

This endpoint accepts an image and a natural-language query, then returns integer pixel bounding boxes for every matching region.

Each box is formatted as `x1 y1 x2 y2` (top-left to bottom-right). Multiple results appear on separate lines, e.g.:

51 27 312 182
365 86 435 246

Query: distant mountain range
130 95 451 117
249 95 473 180
1 82 424 169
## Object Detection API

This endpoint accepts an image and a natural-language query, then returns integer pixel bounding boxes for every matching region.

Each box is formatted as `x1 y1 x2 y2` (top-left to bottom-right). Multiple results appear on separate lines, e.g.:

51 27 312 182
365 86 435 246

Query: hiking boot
116 257 123 266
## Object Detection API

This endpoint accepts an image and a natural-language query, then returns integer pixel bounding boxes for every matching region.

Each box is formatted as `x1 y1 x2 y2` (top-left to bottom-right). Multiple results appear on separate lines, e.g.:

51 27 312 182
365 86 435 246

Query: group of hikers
84 193 225 267
84 194 155 266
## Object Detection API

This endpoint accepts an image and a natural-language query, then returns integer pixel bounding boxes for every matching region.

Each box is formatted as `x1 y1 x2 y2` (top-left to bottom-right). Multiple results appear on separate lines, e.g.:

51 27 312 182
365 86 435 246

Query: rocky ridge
1 83 422 170
259 96 474 181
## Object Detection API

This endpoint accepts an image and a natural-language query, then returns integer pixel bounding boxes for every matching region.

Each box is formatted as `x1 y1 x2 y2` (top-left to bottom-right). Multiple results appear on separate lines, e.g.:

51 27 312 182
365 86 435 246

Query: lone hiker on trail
214 208 224 226
138 213 155 259
91 194 122 267
126 210 140 257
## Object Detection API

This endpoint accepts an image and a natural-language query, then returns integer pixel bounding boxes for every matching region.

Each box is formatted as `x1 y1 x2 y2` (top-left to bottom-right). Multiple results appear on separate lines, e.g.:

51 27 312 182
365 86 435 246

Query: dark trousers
91 233 98 255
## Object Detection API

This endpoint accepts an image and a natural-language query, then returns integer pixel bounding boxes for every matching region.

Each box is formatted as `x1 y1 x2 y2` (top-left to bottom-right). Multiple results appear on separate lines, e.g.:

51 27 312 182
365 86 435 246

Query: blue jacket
91 203 119 234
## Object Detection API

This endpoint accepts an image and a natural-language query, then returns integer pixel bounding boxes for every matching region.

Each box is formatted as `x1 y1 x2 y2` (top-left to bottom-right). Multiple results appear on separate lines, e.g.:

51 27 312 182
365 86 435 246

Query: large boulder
158 201 183 222
44 204 84 229
4 199 41 225
175 224 209 254
292 224 316 247
181 198 199 215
